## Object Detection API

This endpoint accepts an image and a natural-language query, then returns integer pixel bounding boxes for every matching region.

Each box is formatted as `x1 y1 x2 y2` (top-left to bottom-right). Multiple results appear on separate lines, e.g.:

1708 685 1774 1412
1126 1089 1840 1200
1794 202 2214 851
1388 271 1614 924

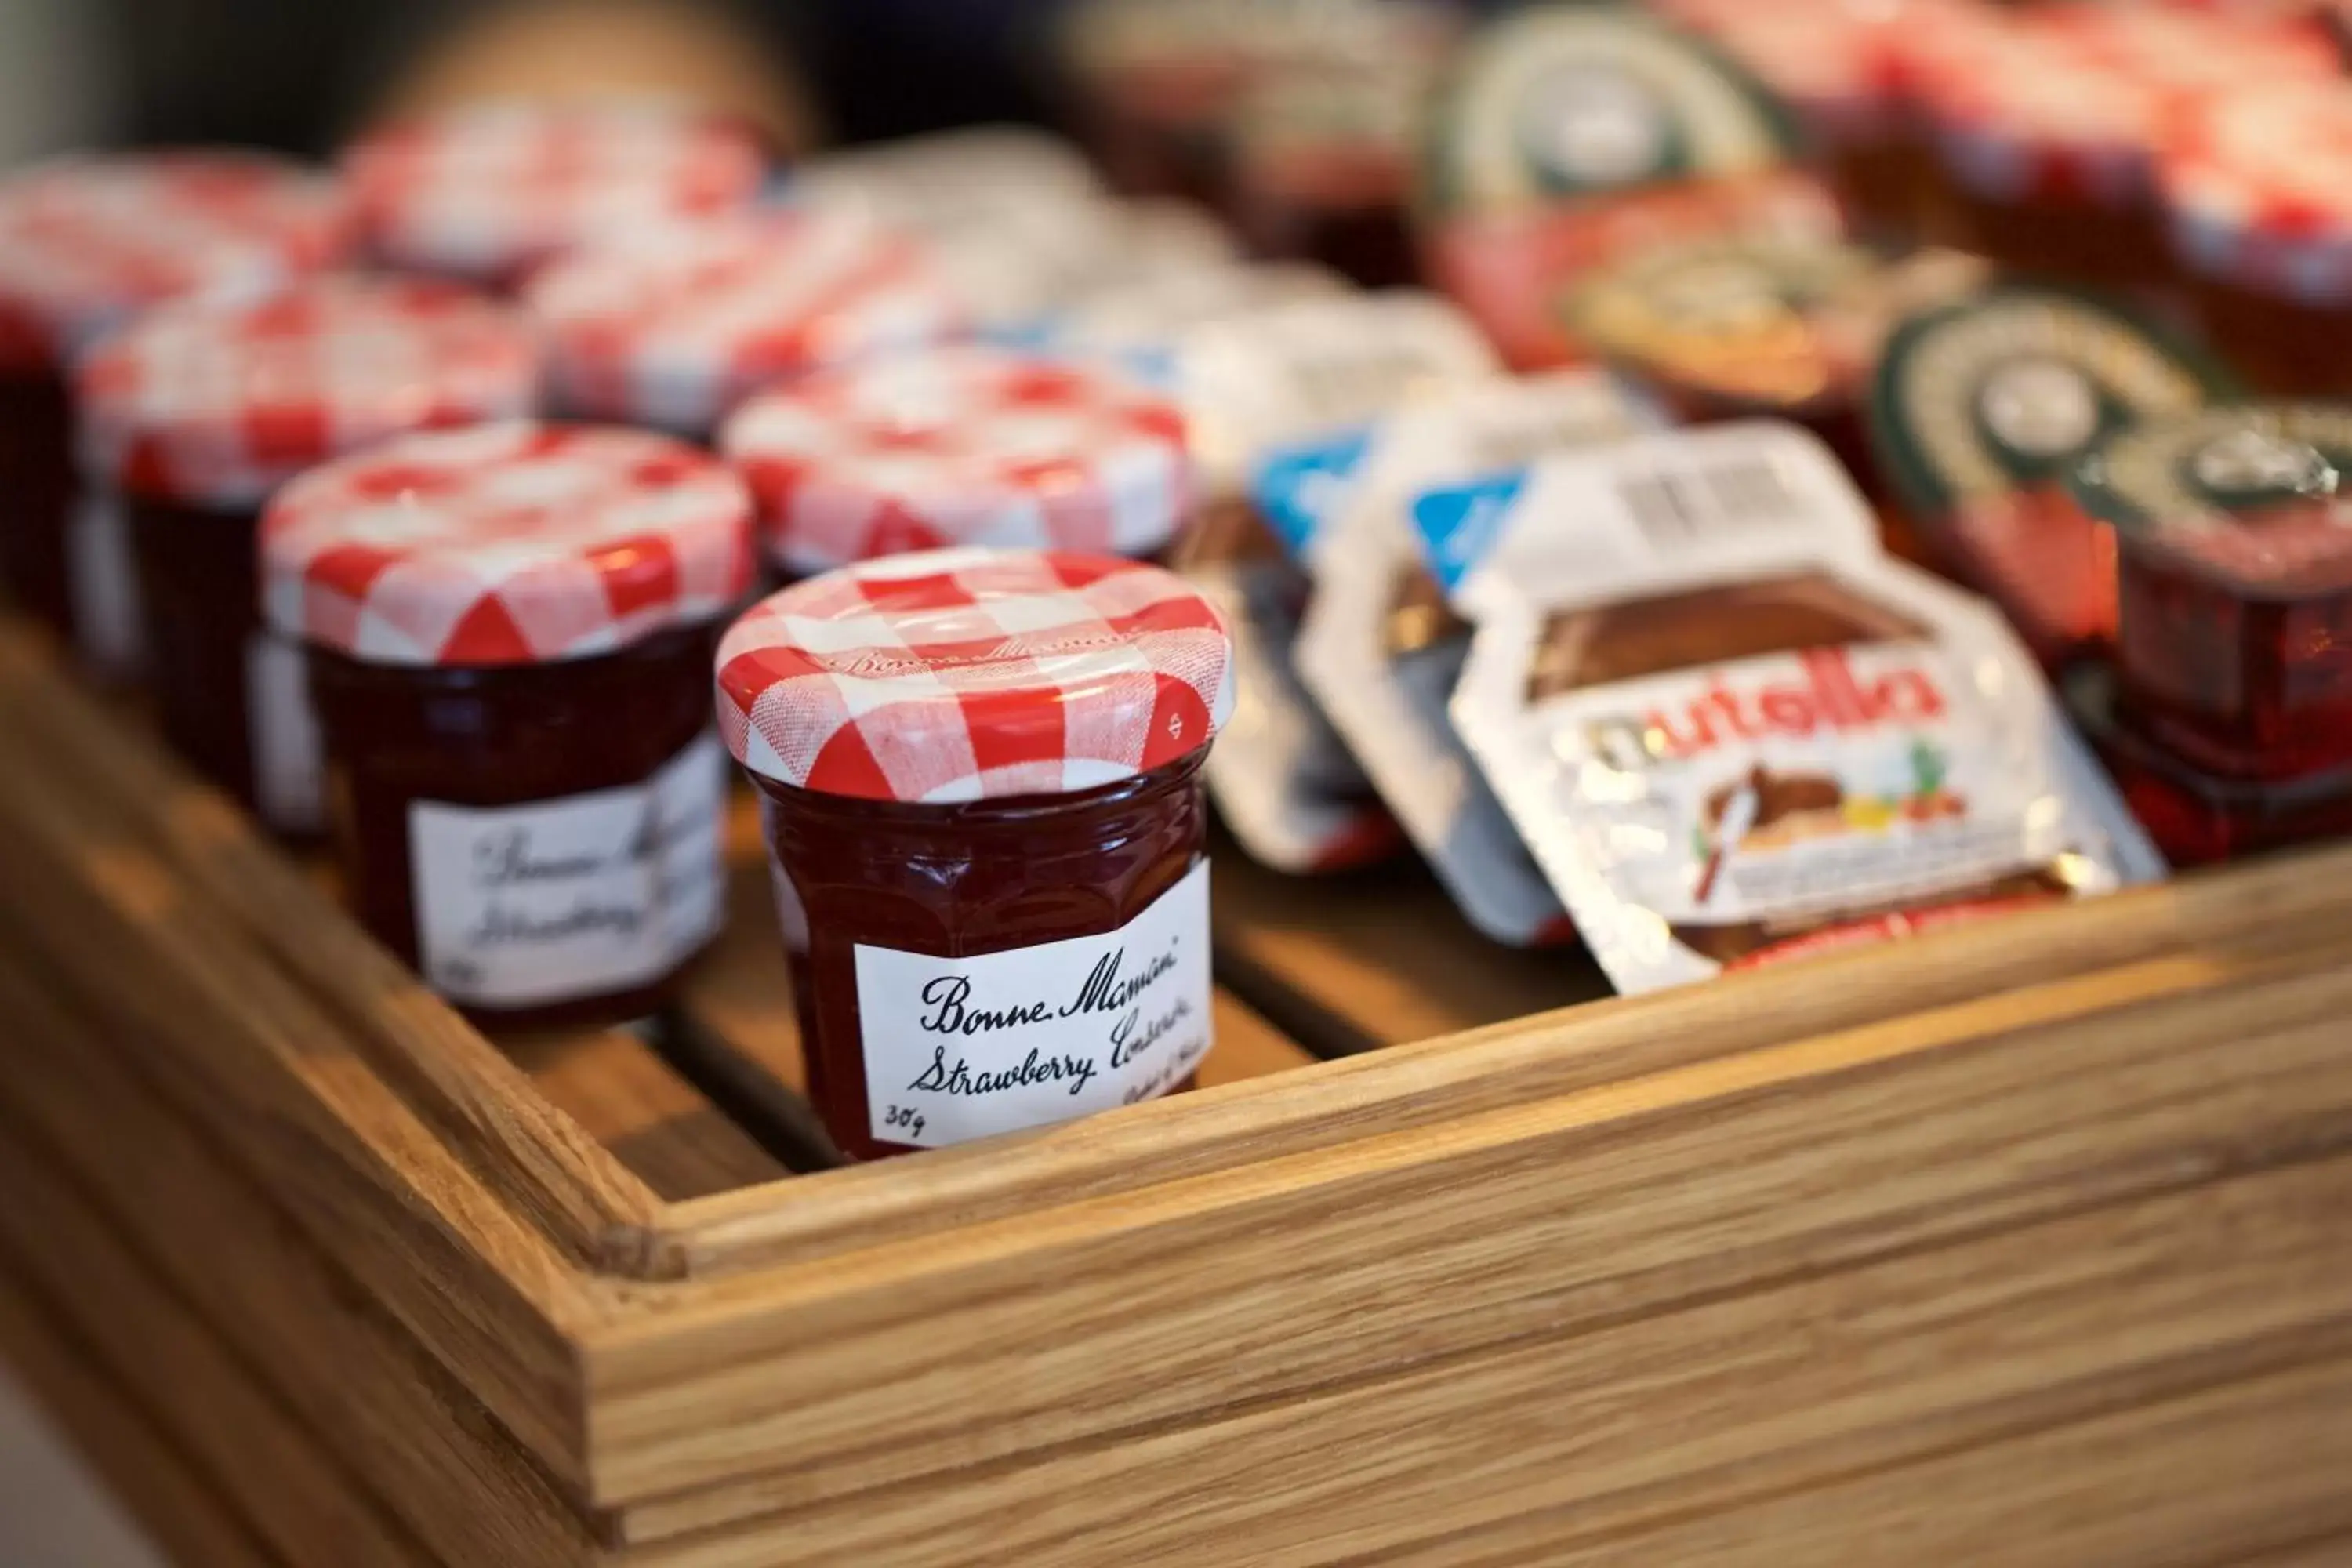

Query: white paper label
408 731 727 1007
855 859 1214 1150
65 488 143 677
245 631 323 834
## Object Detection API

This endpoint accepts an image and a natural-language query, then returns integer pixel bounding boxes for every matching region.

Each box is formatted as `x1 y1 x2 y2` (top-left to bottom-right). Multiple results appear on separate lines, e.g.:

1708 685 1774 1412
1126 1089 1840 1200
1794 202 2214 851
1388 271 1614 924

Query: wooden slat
614 1158 2352 1563
0 1270 275 1568
0 1113 434 1568
1210 840 1610 1054
0 705 604 1485
1392 1356 2352 1568
0 945 601 1568
502 1025 786 1202
583 943 2352 1508
633 852 2352 1279
0 626 662 1256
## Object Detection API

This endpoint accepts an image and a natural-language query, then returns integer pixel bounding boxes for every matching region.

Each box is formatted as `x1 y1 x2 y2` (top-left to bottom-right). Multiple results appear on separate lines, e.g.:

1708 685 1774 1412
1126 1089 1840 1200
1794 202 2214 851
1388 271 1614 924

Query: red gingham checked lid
720 345 1194 575
2159 81 2352 253
522 209 963 434
76 276 539 510
0 151 352 372
343 101 768 282
1907 15 2165 195
715 548 1234 802
261 421 755 668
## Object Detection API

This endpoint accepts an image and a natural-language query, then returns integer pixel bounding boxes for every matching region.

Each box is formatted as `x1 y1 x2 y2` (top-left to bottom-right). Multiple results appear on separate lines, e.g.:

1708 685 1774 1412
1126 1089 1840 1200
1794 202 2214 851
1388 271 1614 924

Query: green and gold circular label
2069 404 2352 593
1867 285 2237 521
1566 236 1936 410
1420 6 1795 219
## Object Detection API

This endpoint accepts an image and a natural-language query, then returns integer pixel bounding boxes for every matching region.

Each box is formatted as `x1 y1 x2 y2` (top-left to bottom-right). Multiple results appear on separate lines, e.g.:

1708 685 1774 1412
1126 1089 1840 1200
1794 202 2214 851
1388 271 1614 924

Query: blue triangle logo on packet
1252 425 1376 561
1413 470 1529 595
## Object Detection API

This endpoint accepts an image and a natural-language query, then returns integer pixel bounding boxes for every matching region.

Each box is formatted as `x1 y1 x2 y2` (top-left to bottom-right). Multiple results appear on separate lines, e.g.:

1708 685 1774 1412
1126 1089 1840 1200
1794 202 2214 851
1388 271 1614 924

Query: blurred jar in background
2160 81 2352 397
524 206 965 438
1228 57 1431 289
0 153 348 666
1652 0 1926 239
75 277 538 834
340 98 769 289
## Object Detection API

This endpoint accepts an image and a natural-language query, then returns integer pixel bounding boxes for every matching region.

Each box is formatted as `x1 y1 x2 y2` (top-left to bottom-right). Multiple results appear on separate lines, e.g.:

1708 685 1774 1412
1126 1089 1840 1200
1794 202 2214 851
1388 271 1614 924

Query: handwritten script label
408 731 726 1007
854 860 1214 1149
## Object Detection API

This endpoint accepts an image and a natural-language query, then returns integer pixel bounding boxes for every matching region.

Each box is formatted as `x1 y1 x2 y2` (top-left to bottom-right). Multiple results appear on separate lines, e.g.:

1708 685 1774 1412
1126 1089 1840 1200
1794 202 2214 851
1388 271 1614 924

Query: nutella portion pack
1173 290 1503 871
1417 421 2161 992
1260 370 1661 942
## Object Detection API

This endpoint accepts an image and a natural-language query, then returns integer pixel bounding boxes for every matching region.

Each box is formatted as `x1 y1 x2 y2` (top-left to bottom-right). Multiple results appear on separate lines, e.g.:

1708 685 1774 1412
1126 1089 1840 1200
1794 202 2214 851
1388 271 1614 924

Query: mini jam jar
1903 13 2170 292
0 151 349 656
1563 235 1987 517
75 277 539 833
715 548 1236 1160
340 101 768 290
1867 284 2237 667
522 208 964 439
2069 404 2352 781
2065 661 2352 867
2159 82 2352 397
1228 61 1428 289
719 344 1196 579
261 422 756 1029
1653 0 1921 238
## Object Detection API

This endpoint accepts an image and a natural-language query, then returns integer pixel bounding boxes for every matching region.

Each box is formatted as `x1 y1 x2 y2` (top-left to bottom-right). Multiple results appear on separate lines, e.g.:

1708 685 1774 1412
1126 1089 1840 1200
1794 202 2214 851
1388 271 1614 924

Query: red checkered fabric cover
715 547 1234 802
524 209 962 434
0 151 351 370
343 101 767 283
720 345 1193 574
2160 81 2352 299
75 276 539 510
260 420 754 667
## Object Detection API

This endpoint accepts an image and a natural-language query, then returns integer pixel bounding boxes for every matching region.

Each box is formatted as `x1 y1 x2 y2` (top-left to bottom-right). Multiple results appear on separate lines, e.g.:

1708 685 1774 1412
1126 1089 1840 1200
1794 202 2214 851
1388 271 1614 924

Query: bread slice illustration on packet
1255 368 1661 942
1412 419 2163 993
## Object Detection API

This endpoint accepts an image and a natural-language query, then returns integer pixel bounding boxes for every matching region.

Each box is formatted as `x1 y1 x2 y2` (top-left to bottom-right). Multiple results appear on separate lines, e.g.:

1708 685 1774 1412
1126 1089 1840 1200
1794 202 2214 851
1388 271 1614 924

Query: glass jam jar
523 208 963 439
717 548 1234 1160
340 101 768 290
1654 0 1922 239
2160 81 2352 397
2066 662 2352 868
2069 403 2352 781
719 343 1196 579
1904 12 2169 292
262 422 755 1029
0 151 349 659
1228 60 1428 289
75 277 539 833
1867 283 2236 667
1563 235 1987 523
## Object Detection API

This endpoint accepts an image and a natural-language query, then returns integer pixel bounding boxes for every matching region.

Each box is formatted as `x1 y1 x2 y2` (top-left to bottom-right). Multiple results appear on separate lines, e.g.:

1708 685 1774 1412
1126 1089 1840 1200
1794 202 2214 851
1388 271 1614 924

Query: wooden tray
6 618 2352 1566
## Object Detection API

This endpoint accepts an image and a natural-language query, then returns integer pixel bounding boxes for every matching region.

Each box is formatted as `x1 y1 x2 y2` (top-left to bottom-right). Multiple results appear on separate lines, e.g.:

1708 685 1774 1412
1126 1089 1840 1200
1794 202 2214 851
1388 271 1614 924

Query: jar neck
752 749 1209 839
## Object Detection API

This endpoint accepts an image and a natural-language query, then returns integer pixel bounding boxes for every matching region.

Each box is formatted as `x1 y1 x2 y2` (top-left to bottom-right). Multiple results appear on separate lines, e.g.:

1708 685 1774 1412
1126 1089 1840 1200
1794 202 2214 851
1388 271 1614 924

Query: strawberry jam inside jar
716 549 1236 1162
720 344 1196 580
1866 284 2237 667
78 277 538 835
263 422 755 1029
2071 404 2352 780
0 151 349 652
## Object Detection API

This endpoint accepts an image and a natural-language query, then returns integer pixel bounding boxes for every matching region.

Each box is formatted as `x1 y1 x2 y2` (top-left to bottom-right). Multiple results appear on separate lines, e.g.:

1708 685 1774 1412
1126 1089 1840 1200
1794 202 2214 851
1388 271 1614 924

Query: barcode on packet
1617 457 1810 546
